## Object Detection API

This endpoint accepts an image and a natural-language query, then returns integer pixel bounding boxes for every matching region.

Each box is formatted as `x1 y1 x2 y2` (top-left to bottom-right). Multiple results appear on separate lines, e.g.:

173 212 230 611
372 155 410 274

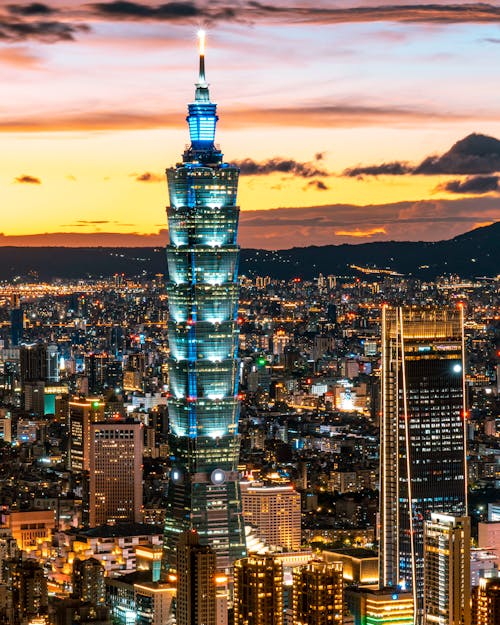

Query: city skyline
1 1 500 247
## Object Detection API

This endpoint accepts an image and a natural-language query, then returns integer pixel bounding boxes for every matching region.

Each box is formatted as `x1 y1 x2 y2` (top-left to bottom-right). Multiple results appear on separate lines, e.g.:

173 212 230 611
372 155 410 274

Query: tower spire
195 29 210 102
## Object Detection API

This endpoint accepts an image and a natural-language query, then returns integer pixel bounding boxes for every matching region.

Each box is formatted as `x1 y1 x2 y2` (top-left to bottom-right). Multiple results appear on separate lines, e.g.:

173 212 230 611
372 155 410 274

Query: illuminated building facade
240 482 301 551
68 397 105 472
379 307 467 623
163 32 246 570
472 577 500 625
423 513 470 625
293 560 343 625
346 587 414 625
234 555 283 625
89 420 143 527
176 530 216 625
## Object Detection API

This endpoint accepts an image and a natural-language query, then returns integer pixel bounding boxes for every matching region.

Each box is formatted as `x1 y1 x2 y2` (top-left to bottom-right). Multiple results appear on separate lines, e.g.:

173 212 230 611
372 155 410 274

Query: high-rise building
72 557 106 606
176 530 216 625
423 513 471 625
162 31 246 571
234 554 283 625
472 577 500 625
20 343 47 384
345 587 414 625
240 482 301 551
68 397 105 472
293 560 343 625
379 306 467 621
88 420 143 527
5 559 48 623
10 294 23 347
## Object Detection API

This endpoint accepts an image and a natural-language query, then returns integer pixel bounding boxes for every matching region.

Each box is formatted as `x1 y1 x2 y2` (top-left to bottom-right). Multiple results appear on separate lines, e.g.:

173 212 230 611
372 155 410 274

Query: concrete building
423 514 470 625
234 554 283 625
89 420 143 527
240 482 301 551
293 560 343 625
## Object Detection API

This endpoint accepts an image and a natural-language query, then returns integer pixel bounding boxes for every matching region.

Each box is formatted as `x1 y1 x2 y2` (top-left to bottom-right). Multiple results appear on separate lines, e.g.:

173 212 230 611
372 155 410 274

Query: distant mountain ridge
0 222 498 281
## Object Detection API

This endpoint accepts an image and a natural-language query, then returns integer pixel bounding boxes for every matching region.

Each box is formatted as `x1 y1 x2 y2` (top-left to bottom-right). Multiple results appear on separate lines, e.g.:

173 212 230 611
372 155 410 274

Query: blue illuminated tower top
185 30 220 160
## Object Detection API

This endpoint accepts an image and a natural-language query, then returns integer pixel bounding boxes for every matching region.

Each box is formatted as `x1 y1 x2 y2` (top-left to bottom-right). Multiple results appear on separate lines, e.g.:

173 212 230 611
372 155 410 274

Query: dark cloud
234 157 328 178
343 161 412 177
343 134 500 178
414 133 500 175
440 175 499 195
305 179 329 191
245 2 500 25
7 3 56 16
90 1 236 21
134 171 163 182
0 18 88 42
14 174 41 184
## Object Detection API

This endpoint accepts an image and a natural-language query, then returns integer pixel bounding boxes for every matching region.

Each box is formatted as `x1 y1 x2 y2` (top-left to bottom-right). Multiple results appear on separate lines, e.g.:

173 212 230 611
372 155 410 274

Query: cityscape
1 4 500 625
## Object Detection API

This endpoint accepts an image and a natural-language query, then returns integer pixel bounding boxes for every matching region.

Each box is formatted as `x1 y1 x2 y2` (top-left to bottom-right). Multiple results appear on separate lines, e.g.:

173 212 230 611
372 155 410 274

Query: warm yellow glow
198 30 206 56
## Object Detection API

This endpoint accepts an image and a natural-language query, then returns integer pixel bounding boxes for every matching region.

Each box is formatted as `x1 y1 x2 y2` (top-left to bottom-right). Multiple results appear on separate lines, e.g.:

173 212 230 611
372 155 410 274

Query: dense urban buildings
379 306 468 621
162 32 246 571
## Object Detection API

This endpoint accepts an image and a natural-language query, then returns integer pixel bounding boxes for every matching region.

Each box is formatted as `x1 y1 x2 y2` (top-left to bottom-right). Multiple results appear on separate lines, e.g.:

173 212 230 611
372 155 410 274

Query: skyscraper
176 529 216 625
379 306 468 623
72 557 106 607
163 32 246 571
89 420 143 527
233 554 283 625
423 513 471 625
472 577 500 625
293 560 343 625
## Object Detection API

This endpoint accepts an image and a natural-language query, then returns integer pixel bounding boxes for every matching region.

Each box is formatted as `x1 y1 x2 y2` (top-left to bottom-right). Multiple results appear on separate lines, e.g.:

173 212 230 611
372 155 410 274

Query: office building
10 294 23 347
5 559 48 624
89 420 143 527
423 513 470 625
134 581 176 625
68 397 105 472
240 482 301 551
346 587 414 625
234 554 283 625
72 557 106 606
472 577 500 625
379 306 467 621
163 32 246 570
20 342 47 384
176 530 216 625
293 560 343 625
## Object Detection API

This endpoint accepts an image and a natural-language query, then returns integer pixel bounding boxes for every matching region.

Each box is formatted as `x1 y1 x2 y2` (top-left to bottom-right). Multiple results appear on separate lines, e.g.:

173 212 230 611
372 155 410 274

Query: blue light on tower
163 31 246 573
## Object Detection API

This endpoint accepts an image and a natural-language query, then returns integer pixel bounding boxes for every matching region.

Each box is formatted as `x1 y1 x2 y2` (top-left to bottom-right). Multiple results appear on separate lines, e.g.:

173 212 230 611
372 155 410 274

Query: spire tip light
198 29 206 56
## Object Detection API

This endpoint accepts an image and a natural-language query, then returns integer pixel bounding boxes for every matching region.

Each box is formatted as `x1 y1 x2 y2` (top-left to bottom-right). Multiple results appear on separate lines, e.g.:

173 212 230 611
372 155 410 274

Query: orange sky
1 1 500 246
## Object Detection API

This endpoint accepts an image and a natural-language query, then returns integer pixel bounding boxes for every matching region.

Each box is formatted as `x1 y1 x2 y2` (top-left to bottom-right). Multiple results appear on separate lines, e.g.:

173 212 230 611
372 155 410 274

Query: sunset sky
1 0 500 248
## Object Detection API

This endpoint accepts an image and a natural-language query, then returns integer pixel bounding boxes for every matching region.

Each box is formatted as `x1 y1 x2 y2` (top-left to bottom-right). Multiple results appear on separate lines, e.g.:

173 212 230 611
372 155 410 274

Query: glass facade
379 306 467 625
163 47 246 572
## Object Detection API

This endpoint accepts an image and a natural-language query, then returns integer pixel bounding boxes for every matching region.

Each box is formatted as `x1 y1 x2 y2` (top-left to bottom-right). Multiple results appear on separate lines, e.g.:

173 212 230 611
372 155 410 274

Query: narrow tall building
72 557 106 606
163 32 246 570
423 513 471 625
234 555 283 625
472 577 500 625
176 530 216 625
88 420 143 527
293 560 343 625
379 306 467 622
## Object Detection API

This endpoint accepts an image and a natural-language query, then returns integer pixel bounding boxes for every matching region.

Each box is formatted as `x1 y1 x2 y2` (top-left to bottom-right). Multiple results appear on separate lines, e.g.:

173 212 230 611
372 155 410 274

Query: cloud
0 46 41 67
89 0 237 21
343 161 412 177
439 175 499 195
0 18 88 42
134 171 163 182
414 134 500 175
343 133 500 178
7 3 56 16
14 174 41 184
234 157 328 177
335 227 387 238
305 179 329 191
0 103 473 133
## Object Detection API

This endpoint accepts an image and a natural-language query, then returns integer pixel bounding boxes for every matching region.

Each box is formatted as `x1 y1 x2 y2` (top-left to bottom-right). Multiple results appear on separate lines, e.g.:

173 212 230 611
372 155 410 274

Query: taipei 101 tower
163 32 246 572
